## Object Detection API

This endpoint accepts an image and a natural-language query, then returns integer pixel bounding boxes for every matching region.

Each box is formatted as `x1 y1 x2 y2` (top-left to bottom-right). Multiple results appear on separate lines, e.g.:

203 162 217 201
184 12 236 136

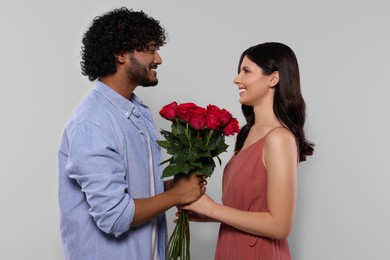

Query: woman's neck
252 105 282 128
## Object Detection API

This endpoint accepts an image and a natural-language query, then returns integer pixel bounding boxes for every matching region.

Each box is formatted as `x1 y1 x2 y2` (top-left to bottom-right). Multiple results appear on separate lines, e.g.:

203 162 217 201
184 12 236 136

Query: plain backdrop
1 0 389 259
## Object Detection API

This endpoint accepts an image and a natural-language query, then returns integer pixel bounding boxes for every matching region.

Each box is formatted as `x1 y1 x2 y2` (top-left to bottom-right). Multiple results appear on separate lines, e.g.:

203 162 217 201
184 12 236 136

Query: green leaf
159 157 173 165
201 158 216 177
160 131 180 144
179 164 192 175
187 147 198 163
167 147 179 155
161 163 182 178
189 162 203 168
197 151 212 157
207 139 217 150
160 128 174 138
156 140 173 149
174 152 188 167
176 122 190 146
212 142 228 157
210 135 228 157
216 155 222 166
189 132 199 145
171 121 178 136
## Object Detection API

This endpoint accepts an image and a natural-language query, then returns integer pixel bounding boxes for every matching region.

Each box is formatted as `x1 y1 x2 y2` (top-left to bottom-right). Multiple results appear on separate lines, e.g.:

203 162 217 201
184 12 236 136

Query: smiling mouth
150 66 158 74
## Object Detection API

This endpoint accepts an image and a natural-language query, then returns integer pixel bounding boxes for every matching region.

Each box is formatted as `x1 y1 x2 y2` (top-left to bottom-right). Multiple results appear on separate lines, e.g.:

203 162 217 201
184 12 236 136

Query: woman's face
233 56 275 107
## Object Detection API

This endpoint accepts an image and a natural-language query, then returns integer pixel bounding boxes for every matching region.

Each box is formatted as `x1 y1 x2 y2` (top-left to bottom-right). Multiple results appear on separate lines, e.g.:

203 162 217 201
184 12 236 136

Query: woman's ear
269 71 279 88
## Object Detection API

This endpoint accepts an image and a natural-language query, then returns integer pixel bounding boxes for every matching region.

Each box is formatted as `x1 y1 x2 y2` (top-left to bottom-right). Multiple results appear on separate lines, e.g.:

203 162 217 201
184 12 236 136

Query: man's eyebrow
145 44 160 51
146 43 158 48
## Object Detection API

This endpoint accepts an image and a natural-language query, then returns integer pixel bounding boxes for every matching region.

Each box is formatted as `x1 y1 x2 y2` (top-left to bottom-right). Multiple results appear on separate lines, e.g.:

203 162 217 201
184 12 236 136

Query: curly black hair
80 7 167 81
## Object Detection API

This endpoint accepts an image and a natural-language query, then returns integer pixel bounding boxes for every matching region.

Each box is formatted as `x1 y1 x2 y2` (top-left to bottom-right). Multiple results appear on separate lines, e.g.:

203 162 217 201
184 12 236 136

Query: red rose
220 108 232 125
205 105 222 130
177 102 197 122
223 117 240 136
190 107 207 130
159 101 178 120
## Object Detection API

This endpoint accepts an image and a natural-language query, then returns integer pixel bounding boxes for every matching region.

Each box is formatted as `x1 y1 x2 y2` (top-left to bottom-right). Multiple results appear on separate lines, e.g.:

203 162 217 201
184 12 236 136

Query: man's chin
141 79 158 87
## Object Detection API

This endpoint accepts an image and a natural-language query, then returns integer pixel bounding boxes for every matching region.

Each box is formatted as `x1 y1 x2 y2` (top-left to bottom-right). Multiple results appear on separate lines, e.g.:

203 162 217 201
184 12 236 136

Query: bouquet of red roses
157 101 240 260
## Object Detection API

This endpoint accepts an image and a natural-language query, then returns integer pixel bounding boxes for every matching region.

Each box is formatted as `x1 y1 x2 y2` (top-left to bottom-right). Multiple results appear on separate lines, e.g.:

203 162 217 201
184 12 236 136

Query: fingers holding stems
172 172 208 205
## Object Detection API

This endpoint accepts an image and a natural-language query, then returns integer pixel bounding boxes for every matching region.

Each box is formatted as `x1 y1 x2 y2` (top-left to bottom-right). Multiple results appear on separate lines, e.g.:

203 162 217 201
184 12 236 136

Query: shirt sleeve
65 120 134 237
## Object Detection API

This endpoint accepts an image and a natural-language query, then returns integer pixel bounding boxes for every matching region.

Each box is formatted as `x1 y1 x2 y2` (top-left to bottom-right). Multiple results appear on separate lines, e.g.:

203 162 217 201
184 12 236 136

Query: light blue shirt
58 81 167 260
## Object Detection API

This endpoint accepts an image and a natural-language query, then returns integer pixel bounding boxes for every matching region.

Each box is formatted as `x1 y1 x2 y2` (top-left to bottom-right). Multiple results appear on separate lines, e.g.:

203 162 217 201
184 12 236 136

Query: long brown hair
235 42 314 161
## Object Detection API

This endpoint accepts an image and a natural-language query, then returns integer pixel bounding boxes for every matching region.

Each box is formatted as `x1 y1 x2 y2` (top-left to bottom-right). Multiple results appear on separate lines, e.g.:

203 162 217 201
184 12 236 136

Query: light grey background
1 0 389 259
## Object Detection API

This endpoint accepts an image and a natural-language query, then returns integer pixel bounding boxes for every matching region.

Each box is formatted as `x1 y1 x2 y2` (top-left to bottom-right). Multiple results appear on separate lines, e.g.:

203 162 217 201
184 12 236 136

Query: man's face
126 43 162 87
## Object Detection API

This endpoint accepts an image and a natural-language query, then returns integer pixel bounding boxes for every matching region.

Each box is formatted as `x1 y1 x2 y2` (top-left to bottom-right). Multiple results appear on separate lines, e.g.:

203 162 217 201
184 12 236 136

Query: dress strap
263 126 286 139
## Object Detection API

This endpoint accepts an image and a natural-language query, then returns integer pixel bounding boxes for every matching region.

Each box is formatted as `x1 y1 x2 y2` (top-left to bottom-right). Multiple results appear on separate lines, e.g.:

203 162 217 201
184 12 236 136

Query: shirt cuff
111 196 135 237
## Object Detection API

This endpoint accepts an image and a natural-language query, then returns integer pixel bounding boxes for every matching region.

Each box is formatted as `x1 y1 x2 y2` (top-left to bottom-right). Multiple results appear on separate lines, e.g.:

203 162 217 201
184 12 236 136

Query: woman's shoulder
263 127 298 168
264 127 297 149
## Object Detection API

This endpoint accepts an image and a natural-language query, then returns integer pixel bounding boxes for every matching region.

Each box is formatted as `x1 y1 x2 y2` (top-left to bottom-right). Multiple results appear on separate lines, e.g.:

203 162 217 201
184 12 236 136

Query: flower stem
166 210 191 260
205 129 214 147
185 122 191 148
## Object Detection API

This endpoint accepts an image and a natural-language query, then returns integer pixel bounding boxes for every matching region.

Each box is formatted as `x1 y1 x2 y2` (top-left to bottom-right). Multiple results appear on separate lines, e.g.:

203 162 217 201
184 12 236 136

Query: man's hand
131 172 207 227
171 172 207 206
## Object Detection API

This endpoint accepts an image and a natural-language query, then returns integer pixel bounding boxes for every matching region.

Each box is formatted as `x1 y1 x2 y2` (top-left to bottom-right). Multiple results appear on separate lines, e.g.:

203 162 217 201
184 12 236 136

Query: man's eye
146 48 157 54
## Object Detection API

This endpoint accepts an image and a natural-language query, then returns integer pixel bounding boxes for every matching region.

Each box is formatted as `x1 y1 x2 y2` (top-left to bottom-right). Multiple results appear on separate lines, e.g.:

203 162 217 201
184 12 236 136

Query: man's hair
80 7 167 81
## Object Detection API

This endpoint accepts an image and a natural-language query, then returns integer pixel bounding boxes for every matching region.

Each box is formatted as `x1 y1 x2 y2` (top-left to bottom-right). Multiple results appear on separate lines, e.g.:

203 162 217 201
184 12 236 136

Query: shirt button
125 112 130 117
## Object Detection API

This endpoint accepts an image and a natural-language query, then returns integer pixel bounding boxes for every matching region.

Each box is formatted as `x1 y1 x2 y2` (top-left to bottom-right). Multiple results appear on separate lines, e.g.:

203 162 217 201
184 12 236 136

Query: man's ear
114 52 127 64
269 71 279 88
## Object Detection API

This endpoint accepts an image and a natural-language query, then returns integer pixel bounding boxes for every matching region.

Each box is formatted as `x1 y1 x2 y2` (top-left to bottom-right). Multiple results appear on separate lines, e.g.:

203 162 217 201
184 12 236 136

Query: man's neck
100 75 137 100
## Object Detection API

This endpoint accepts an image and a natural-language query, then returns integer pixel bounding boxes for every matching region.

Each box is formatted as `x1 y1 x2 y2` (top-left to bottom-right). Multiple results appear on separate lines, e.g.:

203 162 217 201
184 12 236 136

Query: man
58 7 205 260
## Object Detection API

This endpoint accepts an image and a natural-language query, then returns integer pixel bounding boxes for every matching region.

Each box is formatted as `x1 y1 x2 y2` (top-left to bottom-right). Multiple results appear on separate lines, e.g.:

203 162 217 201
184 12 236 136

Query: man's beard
127 54 158 87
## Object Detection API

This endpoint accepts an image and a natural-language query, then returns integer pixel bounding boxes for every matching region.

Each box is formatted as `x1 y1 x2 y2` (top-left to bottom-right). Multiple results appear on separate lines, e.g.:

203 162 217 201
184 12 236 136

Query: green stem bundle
166 210 191 260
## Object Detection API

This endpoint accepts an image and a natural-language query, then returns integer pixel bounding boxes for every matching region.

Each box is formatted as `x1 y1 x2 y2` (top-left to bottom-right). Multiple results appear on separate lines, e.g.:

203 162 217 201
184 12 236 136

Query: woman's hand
181 194 217 218
175 207 217 223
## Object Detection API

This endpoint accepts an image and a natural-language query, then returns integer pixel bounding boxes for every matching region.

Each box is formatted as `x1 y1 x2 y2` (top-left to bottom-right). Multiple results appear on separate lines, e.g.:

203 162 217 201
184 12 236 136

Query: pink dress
215 130 291 260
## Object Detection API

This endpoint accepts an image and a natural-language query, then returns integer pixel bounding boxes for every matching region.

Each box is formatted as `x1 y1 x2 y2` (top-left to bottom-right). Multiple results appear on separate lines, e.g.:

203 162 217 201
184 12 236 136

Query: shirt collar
94 80 145 118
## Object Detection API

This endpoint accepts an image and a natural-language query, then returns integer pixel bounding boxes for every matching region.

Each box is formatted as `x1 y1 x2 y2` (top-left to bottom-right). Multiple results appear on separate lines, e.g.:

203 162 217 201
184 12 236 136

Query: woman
183 42 314 259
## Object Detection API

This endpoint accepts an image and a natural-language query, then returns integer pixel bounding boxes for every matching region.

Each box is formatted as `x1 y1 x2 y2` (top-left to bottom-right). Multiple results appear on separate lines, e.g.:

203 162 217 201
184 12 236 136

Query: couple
58 7 314 260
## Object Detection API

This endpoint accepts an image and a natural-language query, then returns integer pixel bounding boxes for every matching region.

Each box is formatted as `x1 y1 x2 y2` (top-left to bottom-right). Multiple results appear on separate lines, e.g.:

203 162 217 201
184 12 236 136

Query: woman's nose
233 75 240 85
